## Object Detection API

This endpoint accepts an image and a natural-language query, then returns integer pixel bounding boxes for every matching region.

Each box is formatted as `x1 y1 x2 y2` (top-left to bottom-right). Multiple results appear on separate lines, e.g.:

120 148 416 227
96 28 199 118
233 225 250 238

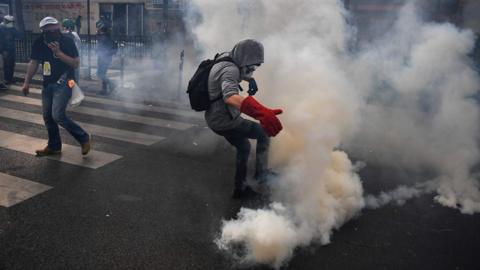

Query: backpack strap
209 55 239 103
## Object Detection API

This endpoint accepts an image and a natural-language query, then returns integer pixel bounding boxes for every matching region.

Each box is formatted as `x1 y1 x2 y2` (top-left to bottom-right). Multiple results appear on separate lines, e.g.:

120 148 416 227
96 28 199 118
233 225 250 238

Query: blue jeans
214 120 270 189
42 83 89 151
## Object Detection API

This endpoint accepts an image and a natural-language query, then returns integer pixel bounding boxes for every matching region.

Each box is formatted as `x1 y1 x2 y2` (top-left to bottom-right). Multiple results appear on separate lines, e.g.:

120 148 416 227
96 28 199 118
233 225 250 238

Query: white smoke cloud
365 181 437 209
216 151 364 269
216 203 297 268
346 3 480 214
187 1 365 267
187 0 480 268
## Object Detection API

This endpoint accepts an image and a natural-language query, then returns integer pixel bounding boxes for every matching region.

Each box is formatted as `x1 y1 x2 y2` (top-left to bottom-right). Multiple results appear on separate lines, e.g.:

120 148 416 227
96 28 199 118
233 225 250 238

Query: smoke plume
346 3 480 214
187 0 480 268
365 181 436 209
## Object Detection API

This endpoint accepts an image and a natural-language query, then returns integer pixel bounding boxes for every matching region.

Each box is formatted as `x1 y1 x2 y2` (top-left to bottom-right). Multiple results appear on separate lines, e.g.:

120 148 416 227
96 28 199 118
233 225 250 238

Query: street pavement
0 82 479 270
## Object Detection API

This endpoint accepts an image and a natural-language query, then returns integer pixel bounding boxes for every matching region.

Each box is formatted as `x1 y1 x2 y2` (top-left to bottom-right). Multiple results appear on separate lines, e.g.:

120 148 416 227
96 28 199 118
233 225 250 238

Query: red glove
240 96 283 137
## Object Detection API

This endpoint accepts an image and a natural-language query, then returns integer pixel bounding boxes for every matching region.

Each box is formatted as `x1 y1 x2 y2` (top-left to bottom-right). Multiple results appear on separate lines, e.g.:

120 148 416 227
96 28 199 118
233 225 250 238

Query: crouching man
22 17 91 156
206 39 283 199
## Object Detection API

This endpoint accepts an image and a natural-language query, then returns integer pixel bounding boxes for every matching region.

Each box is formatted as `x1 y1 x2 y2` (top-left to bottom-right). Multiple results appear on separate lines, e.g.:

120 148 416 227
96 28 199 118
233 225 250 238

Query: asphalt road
0 84 479 270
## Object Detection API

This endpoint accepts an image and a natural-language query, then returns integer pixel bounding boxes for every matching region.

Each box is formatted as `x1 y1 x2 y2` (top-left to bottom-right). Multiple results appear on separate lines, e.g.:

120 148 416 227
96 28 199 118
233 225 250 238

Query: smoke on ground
365 181 437 209
186 0 480 268
346 2 480 214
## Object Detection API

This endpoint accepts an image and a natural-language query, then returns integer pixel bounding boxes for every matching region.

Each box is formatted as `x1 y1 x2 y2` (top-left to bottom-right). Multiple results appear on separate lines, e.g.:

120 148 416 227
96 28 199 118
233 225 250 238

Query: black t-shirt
31 35 79 87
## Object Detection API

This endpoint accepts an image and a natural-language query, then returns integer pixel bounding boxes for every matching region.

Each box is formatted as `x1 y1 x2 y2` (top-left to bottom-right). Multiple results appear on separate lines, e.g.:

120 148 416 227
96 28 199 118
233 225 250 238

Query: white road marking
8 85 203 119
0 130 122 169
0 107 164 146
0 94 194 130
0 172 52 207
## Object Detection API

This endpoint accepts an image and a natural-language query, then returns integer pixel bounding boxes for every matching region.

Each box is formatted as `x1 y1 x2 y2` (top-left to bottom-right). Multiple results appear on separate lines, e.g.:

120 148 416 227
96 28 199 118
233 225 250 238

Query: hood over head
231 39 264 67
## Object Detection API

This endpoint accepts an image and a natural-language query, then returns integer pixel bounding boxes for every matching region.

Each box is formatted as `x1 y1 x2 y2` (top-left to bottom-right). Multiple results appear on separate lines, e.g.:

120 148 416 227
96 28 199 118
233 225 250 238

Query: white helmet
3 15 14 22
39 16 59 28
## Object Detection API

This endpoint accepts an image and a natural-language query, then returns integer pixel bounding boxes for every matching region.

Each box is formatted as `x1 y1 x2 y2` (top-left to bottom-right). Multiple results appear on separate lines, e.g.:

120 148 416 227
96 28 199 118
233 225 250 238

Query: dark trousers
97 56 113 91
2 50 15 83
215 120 270 189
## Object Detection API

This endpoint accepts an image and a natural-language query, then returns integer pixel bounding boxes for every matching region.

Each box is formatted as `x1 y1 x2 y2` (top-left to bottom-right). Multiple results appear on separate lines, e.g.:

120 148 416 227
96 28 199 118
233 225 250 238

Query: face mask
5 22 14 28
241 65 259 80
43 30 61 44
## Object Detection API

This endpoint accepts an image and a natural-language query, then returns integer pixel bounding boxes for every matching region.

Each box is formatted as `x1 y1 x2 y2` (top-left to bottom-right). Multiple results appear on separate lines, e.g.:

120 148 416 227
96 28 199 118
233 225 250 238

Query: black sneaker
232 186 261 199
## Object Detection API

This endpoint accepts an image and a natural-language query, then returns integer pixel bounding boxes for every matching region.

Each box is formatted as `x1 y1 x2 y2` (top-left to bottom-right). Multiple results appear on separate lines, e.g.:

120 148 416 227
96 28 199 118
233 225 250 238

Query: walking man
21 17 91 156
205 39 283 198
75 15 82 34
96 21 117 95
0 44 6 90
0 15 21 85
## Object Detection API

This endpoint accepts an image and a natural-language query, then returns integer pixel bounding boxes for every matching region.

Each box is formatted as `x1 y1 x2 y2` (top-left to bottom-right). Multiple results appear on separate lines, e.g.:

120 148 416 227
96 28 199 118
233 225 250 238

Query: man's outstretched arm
22 59 39 96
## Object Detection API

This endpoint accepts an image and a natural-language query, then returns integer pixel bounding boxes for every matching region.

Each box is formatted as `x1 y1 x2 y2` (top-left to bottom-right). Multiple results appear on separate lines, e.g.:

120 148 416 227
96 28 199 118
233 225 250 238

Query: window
0 4 9 19
152 0 184 9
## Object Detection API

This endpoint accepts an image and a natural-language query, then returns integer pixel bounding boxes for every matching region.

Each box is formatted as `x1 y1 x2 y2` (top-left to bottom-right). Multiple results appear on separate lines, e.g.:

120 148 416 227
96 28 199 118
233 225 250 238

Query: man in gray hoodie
206 39 283 199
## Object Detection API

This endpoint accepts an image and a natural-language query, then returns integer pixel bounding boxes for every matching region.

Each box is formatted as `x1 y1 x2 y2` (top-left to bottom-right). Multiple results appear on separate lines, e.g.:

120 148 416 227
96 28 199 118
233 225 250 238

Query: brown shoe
81 135 91 155
36 146 61 157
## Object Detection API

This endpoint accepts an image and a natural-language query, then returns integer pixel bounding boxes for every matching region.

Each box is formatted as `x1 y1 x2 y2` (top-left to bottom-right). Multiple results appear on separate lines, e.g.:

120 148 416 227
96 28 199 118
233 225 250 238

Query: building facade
344 0 480 44
19 0 186 36
15 1 480 37
0 0 9 19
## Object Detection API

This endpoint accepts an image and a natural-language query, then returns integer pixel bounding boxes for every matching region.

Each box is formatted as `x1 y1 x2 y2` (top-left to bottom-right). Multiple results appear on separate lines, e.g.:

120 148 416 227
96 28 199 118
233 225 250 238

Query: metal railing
14 32 158 63
78 34 155 59
14 33 42 63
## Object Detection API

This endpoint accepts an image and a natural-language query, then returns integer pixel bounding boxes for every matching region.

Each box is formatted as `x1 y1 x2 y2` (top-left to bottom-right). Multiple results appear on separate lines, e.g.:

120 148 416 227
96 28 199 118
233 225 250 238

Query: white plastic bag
69 83 84 107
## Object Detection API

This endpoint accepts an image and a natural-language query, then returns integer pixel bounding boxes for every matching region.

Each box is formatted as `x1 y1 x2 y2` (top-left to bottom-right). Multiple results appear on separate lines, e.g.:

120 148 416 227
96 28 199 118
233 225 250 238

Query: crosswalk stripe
85 95 203 120
0 172 52 207
0 130 122 169
0 107 164 145
0 94 194 131
8 85 203 119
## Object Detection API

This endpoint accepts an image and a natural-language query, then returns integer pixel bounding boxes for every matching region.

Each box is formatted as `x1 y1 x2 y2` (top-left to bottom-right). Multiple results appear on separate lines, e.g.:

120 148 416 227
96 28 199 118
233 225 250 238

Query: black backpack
187 54 235 111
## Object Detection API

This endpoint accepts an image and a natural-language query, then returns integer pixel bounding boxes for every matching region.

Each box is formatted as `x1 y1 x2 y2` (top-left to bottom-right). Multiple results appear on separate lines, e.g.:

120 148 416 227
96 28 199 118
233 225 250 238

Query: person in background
0 53 6 90
75 15 82 34
96 21 117 95
0 15 22 85
473 33 480 74
21 16 91 156
62 18 81 84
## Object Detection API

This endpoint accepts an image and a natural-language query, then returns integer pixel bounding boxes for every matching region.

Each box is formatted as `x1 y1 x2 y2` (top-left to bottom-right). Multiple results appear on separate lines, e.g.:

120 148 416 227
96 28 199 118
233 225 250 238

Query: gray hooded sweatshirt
205 39 264 131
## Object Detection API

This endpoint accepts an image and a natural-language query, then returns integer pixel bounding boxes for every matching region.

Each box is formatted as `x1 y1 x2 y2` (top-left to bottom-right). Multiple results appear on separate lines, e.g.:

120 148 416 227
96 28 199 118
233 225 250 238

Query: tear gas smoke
346 3 480 214
93 32 197 110
365 181 436 209
187 0 480 268
189 0 363 268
